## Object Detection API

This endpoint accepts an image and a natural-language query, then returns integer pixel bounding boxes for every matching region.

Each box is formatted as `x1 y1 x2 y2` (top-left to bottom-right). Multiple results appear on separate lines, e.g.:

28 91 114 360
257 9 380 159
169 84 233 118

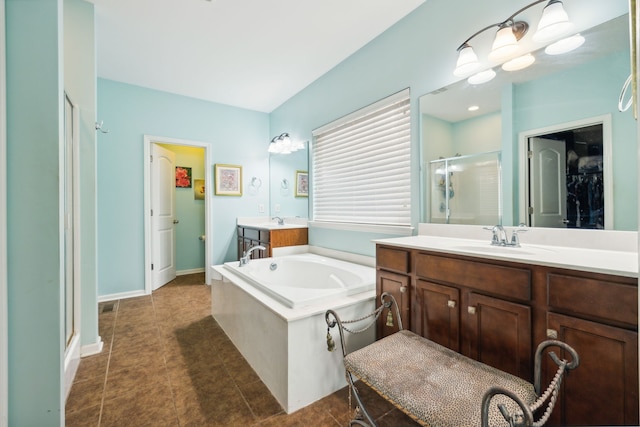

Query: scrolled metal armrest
534 340 580 395
481 386 534 427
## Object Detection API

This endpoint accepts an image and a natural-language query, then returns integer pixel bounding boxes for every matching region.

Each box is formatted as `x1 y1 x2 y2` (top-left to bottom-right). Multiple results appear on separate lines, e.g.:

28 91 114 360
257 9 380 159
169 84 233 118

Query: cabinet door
376 270 410 338
415 279 459 352
547 312 639 426
466 293 532 381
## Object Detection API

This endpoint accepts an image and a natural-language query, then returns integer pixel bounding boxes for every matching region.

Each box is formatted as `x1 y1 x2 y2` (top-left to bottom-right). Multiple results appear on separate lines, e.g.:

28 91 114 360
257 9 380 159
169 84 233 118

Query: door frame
0 0 7 424
143 135 212 294
518 114 613 229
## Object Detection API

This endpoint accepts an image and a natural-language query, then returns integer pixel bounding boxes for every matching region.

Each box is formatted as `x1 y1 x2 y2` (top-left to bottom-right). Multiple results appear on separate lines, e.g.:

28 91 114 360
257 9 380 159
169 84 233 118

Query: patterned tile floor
65 273 418 426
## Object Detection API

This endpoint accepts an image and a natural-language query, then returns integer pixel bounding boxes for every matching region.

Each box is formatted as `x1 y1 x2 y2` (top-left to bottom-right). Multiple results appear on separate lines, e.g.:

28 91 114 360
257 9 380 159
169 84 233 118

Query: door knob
173 219 180 224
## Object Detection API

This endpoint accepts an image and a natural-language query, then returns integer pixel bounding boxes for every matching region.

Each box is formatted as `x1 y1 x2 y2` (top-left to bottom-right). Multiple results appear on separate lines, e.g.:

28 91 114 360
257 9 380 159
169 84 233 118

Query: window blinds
312 89 411 226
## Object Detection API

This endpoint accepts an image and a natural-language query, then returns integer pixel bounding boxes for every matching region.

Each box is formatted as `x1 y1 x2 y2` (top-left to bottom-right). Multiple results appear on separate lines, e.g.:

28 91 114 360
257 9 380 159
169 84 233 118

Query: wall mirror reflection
268 142 309 219
420 5 637 231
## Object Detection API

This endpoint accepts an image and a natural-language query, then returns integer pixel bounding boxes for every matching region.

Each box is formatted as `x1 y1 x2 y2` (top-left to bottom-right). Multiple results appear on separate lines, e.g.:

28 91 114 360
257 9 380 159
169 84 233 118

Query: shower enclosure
428 151 502 225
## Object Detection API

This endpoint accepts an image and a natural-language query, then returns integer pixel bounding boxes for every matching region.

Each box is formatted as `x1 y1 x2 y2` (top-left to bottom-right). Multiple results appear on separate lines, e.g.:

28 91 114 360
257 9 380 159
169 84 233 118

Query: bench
325 293 579 427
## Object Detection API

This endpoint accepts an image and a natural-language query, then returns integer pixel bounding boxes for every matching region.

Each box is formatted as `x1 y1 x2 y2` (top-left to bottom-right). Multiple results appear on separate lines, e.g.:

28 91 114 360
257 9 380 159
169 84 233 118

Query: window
312 89 411 229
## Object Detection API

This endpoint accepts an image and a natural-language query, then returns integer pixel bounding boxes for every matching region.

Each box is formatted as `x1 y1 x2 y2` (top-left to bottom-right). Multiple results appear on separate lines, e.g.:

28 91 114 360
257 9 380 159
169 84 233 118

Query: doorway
519 115 613 229
143 136 212 294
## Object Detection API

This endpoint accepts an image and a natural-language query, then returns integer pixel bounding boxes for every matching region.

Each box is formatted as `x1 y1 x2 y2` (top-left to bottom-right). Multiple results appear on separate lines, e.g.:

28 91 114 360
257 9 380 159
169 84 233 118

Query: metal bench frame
326 292 579 427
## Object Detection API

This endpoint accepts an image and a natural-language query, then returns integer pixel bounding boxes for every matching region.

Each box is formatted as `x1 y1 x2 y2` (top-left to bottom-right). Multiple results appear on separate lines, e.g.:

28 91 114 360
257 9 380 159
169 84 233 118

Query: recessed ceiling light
468 105 480 112
502 53 536 71
545 34 585 55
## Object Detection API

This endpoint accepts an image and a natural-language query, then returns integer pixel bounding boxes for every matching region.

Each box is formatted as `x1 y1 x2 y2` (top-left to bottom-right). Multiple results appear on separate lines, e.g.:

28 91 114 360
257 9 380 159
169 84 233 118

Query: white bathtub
223 253 375 308
212 251 376 413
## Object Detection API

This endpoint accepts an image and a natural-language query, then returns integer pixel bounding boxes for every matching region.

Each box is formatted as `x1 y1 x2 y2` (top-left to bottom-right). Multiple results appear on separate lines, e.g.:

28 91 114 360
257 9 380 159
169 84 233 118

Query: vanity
374 225 638 426
236 217 308 259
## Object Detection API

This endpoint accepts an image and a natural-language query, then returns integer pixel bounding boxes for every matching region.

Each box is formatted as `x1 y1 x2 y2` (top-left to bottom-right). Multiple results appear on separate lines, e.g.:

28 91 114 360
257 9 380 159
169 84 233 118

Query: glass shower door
429 151 502 225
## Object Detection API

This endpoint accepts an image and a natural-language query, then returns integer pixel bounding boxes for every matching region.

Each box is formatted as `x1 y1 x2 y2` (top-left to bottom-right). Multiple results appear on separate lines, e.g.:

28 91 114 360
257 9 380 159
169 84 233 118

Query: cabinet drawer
415 253 531 301
547 273 638 327
376 246 410 274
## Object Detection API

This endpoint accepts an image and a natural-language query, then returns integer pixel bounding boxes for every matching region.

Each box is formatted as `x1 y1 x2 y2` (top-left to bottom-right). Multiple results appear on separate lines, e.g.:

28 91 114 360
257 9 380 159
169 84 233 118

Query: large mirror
269 145 309 219
419 4 637 231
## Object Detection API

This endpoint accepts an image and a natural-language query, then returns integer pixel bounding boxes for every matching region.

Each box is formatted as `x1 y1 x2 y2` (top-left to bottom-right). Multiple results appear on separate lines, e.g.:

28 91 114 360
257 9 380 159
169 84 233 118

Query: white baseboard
177 268 205 276
81 338 104 357
64 335 81 402
98 289 146 303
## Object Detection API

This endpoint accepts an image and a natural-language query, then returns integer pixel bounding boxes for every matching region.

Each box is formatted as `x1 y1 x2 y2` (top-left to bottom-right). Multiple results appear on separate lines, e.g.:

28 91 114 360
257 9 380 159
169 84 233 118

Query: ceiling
91 0 425 113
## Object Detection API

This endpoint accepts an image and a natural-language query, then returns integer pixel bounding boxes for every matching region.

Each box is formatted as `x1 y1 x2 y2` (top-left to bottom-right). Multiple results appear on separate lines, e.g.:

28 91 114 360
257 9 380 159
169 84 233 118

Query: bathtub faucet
239 245 266 266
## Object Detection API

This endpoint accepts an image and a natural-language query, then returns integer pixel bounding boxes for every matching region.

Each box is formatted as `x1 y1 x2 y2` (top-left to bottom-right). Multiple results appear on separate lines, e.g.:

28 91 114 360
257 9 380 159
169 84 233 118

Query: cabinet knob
546 329 558 339
447 300 456 308
400 286 407 293
467 306 476 315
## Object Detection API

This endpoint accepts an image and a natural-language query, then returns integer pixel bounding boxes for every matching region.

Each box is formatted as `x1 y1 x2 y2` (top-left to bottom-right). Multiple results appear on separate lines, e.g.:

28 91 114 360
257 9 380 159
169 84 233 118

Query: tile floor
65 273 418 426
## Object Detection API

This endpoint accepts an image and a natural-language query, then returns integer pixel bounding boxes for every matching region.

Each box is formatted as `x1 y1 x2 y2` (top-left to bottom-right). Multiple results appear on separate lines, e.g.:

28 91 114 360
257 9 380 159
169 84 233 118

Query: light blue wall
64 0 98 350
511 50 637 230
97 78 269 296
453 112 502 155
6 0 64 425
165 145 206 272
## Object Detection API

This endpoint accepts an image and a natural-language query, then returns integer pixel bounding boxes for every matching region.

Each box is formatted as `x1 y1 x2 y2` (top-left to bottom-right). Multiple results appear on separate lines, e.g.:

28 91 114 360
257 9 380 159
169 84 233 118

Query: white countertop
374 228 638 278
237 216 308 230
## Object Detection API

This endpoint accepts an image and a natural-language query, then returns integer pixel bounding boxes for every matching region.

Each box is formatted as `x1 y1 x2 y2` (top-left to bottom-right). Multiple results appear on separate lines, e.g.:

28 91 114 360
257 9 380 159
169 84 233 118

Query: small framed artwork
194 179 205 200
295 170 309 197
214 164 243 196
176 166 192 188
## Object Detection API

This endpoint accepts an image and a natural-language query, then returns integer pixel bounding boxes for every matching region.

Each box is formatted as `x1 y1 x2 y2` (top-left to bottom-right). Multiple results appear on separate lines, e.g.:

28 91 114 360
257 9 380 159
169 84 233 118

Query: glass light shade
453 45 481 77
532 0 574 43
467 69 496 85
544 34 584 55
502 53 536 71
488 26 519 61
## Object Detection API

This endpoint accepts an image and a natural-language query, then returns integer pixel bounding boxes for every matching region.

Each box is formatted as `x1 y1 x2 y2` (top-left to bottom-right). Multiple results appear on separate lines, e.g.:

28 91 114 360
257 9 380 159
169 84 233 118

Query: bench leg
347 371 377 427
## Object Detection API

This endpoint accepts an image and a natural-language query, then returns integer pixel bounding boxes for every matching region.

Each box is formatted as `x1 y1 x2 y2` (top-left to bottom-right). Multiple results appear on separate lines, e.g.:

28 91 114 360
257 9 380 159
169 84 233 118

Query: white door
151 144 177 290
529 137 567 227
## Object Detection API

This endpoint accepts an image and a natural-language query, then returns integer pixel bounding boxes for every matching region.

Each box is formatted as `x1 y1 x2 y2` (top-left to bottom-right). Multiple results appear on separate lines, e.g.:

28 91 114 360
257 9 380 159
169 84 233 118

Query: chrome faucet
483 224 528 247
239 245 266 266
272 216 284 225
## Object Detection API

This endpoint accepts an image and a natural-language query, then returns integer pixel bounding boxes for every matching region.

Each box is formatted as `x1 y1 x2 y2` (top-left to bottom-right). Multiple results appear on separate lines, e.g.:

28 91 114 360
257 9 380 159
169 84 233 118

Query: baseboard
98 289 146 303
81 338 104 357
64 335 81 402
177 268 205 276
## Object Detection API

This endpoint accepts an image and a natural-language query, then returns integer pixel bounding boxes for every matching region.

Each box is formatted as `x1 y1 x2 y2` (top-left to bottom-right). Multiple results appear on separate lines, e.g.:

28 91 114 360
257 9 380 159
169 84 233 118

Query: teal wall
163 145 206 272
270 0 630 256
6 0 64 425
511 50 637 230
97 79 269 297
64 0 99 350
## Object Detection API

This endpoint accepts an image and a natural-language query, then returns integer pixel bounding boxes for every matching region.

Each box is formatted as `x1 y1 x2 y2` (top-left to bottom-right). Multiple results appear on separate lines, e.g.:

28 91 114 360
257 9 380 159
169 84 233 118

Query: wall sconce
268 133 305 154
454 0 579 83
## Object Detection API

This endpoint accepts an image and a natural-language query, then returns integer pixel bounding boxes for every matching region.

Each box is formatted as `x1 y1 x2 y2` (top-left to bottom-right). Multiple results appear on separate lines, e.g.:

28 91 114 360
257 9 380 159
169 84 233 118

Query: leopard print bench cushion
344 330 536 427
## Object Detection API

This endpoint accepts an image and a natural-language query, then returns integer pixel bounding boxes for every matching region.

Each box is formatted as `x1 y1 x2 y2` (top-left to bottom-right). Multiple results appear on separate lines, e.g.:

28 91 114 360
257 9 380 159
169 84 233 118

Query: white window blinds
312 89 411 226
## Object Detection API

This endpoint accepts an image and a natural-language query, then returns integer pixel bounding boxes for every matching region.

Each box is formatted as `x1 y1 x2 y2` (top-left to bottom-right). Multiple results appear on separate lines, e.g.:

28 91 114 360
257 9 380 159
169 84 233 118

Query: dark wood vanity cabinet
544 270 638 426
375 243 639 426
376 246 411 338
413 252 533 380
236 225 308 259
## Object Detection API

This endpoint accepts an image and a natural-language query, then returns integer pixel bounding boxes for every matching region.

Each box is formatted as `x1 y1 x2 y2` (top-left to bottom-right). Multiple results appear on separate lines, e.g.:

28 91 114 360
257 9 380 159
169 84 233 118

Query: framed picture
295 170 309 197
175 166 192 188
214 164 242 196
194 179 205 200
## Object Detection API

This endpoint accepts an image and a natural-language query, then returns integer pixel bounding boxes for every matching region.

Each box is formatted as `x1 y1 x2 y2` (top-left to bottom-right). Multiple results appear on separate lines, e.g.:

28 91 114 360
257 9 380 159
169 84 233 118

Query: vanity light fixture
468 69 497 85
268 133 305 154
502 53 536 71
453 0 574 78
544 33 584 55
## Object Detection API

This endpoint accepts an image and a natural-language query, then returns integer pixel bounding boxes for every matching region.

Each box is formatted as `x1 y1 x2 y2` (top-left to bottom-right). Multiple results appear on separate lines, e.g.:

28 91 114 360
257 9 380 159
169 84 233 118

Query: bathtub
212 250 376 413
223 253 375 308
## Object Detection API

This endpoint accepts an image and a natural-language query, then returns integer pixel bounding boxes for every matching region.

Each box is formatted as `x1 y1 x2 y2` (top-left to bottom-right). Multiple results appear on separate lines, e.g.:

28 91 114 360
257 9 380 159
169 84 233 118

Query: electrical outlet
258 204 265 213
275 204 281 212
